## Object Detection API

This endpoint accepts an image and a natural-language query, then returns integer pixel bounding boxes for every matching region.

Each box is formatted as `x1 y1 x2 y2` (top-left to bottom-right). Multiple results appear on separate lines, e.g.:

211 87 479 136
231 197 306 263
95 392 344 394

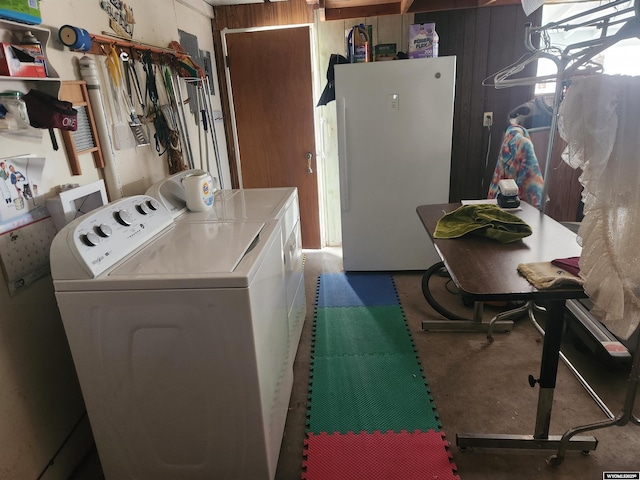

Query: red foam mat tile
302 429 460 480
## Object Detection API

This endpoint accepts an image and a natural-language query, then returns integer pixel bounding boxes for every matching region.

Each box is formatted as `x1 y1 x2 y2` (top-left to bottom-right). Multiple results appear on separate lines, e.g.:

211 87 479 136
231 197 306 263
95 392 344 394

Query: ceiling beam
314 0 523 20
322 3 401 21
400 0 415 14
406 0 520 13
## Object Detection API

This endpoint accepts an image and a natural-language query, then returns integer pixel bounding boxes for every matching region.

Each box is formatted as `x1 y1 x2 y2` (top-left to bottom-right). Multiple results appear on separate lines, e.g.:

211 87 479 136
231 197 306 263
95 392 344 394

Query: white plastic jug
182 170 215 211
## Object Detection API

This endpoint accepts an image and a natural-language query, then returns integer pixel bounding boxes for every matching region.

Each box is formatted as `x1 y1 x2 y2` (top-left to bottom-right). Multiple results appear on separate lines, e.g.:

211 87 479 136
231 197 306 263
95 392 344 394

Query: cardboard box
0 43 46 77
374 44 396 61
409 23 439 59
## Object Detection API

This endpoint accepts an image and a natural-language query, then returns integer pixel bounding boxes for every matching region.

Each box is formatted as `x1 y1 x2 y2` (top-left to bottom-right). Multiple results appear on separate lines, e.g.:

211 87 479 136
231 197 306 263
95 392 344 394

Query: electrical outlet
483 112 493 127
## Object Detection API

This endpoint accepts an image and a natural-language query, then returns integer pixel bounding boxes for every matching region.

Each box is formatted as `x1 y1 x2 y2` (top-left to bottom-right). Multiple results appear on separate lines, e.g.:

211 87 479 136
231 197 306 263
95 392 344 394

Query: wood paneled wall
212 0 314 30
416 6 542 202
529 128 583 222
212 2 545 202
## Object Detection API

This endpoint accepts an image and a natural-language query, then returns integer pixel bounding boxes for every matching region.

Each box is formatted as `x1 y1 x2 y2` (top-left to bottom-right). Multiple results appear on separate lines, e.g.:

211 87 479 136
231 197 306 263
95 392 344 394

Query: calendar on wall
0 216 58 295
0 155 56 295
0 157 46 224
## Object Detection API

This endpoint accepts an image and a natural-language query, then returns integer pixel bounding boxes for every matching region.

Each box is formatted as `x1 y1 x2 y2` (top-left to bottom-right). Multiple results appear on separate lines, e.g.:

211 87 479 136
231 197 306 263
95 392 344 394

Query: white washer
146 171 306 364
50 195 291 480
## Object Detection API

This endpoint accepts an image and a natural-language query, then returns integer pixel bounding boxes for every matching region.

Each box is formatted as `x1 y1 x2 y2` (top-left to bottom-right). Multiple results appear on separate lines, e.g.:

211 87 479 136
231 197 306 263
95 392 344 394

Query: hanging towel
517 262 583 290
487 124 544 207
433 204 532 243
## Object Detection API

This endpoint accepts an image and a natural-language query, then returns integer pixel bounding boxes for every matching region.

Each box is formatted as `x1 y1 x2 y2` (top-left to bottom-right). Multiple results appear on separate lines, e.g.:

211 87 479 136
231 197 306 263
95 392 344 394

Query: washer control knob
136 202 150 215
146 198 160 211
83 231 101 246
115 209 133 226
95 223 112 237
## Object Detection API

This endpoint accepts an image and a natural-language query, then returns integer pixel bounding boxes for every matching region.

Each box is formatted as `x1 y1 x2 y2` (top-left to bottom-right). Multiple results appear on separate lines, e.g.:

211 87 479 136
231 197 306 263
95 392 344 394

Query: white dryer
50 195 291 480
146 171 306 364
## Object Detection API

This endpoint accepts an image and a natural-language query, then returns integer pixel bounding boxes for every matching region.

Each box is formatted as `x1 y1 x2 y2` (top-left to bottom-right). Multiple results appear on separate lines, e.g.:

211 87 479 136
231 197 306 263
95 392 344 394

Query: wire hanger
484 0 639 89
483 0 640 214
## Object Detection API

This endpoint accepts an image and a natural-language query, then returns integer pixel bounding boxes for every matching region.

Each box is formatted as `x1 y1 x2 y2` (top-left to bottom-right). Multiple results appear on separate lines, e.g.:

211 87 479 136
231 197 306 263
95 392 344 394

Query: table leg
534 300 565 438
456 300 598 452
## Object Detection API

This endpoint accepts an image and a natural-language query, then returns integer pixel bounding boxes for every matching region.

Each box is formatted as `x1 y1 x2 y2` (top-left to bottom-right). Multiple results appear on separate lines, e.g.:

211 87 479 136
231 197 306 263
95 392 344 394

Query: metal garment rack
484 0 640 214
482 0 640 466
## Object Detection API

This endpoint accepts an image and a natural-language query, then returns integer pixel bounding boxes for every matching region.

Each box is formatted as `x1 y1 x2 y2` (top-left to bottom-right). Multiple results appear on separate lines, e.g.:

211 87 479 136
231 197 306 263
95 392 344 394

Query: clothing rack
484 0 640 214
483 0 640 466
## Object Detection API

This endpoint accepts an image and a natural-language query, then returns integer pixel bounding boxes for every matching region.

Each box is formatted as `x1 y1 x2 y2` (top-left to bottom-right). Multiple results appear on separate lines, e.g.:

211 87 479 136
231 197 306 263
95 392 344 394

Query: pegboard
0 217 58 295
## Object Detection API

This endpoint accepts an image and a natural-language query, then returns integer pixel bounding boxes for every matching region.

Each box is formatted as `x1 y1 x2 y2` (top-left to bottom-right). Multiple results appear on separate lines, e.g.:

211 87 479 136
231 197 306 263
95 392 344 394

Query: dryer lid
215 188 293 221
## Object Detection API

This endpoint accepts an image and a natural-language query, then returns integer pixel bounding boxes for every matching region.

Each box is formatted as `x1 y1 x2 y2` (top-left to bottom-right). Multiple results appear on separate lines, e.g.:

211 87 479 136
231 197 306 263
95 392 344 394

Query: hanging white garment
558 75 640 340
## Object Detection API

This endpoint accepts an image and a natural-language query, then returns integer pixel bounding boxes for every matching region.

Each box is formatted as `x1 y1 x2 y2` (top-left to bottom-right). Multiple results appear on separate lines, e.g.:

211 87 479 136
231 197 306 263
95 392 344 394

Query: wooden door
225 27 320 248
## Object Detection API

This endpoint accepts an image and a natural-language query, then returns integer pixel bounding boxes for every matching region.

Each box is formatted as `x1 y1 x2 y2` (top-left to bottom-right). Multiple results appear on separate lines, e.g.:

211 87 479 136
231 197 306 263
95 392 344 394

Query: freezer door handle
337 98 349 212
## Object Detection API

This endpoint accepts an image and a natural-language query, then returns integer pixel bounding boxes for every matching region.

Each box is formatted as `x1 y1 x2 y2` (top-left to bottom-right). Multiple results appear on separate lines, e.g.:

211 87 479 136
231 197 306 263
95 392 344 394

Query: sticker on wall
99 0 135 39
0 156 46 227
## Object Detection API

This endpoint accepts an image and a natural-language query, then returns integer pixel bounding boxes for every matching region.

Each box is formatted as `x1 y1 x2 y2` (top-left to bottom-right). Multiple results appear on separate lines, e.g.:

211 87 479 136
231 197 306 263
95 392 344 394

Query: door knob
305 152 314 173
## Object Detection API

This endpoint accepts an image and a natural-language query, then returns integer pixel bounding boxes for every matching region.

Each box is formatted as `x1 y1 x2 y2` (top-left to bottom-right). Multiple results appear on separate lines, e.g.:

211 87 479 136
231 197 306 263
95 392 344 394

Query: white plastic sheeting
559 74 640 340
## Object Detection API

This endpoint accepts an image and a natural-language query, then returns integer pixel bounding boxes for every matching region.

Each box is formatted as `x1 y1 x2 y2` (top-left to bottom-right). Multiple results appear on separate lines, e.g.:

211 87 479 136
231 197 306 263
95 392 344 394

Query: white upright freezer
335 56 456 271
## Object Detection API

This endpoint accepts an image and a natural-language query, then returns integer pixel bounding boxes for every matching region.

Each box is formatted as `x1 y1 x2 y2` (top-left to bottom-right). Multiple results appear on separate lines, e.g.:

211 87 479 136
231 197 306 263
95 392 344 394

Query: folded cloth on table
517 262 584 289
433 204 532 243
551 256 580 277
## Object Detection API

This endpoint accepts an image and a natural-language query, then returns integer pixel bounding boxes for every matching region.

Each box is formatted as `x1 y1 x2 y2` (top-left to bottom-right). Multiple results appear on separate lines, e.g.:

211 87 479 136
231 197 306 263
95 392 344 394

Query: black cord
444 278 461 296
36 412 88 479
74 195 91 219
143 52 159 108
482 124 493 194
421 261 473 321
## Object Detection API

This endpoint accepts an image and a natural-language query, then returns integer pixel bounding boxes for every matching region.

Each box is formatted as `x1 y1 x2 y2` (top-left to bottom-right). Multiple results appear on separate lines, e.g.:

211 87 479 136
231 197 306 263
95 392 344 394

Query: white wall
3 0 229 196
0 1 226 478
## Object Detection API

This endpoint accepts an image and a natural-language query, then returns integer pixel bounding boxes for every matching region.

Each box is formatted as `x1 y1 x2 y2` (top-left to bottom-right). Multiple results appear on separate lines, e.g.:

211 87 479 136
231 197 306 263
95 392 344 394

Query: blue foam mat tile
316 273 400 307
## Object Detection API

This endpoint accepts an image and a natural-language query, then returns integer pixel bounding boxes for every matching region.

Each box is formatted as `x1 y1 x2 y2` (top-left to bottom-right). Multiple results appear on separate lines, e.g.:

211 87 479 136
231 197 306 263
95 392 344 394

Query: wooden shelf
0 18 61 97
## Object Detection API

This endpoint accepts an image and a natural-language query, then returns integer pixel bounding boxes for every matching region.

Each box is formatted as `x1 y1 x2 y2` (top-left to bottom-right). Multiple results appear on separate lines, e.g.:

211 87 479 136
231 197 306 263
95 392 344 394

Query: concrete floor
70 247 640 479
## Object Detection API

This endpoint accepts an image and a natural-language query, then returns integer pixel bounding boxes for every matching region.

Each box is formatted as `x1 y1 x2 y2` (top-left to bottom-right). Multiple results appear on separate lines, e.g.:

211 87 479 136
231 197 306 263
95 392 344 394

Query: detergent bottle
347 24 370 63
182 170 215 212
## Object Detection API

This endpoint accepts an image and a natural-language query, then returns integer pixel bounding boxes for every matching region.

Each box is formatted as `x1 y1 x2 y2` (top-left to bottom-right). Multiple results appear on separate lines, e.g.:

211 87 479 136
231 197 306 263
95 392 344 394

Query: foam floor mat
303 273 459 479
313 306 415 356
316 273 400 307
307 353 440 434
303 430 459 480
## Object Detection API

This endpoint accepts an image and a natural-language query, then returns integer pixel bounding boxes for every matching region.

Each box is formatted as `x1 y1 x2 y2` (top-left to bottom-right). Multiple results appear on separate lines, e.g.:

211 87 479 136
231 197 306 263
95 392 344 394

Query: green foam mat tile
313 306 415 357
307 353 440 434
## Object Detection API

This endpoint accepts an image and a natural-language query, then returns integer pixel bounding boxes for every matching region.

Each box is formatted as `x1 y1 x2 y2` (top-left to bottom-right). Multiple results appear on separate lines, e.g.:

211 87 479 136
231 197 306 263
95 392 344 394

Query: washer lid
110 220 265 277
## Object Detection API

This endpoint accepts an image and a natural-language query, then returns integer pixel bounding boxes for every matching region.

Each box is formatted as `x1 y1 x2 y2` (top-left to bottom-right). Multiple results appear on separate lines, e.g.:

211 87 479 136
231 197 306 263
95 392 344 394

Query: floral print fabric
487 124 544 207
